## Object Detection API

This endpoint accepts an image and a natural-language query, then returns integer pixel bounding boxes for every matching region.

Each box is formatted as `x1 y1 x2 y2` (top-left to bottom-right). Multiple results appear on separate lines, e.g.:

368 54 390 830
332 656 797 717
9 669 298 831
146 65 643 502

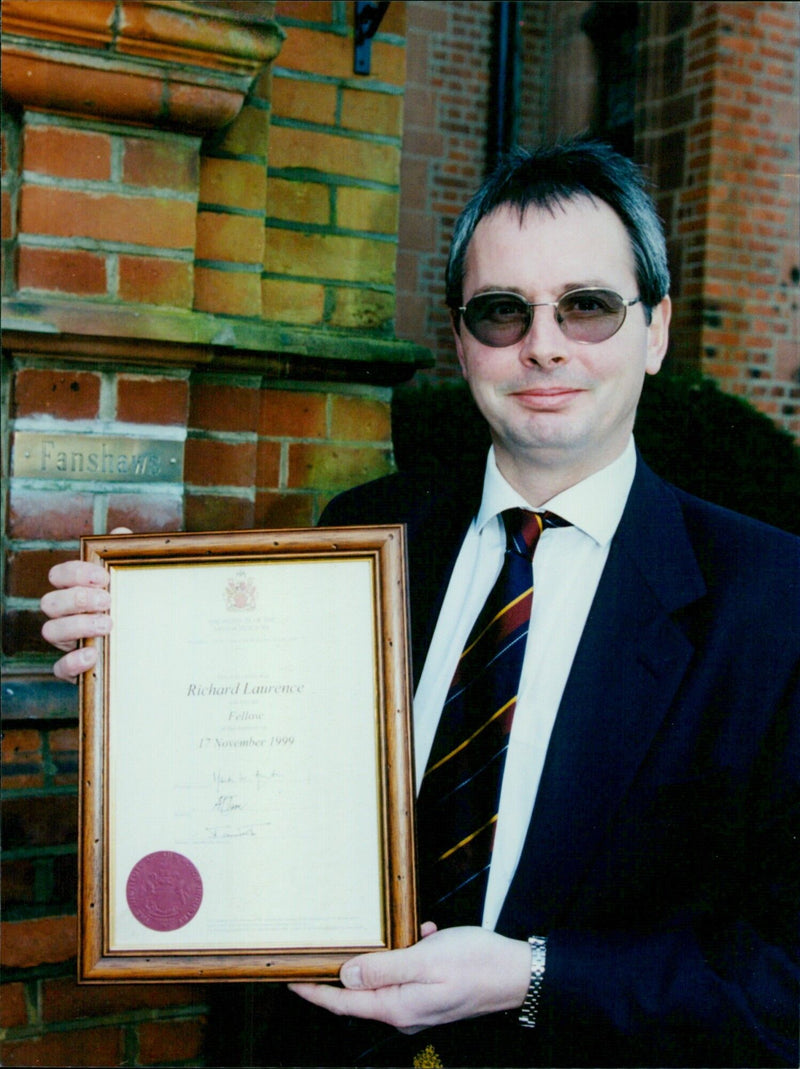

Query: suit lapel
405 468 484 689
497 460 707 935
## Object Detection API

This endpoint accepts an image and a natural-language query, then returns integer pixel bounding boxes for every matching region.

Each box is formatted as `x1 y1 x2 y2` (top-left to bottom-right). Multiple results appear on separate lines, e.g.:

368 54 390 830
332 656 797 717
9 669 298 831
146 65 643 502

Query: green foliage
391 370 800 534
635 369 800 534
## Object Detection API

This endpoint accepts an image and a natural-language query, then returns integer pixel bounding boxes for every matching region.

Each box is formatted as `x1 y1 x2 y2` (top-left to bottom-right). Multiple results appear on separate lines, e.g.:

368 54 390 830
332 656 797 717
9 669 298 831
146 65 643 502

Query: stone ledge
2 297 435 385
1 0 284 132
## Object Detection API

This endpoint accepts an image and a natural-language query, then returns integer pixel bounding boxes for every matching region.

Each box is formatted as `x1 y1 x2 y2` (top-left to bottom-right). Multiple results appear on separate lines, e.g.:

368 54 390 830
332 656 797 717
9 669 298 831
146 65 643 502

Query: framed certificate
78 526 418 982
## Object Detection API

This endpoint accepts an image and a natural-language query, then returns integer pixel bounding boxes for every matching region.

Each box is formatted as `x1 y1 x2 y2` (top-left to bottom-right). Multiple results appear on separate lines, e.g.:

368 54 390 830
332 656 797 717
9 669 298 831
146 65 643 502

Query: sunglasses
457 288 642 347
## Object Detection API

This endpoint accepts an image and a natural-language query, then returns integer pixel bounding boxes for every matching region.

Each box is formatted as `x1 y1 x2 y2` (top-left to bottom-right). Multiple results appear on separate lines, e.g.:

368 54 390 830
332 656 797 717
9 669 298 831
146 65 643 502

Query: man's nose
517 306 568 367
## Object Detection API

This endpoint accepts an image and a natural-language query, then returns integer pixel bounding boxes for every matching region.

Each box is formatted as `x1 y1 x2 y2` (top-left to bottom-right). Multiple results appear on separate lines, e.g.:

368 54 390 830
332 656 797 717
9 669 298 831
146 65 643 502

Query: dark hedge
391 369 800 534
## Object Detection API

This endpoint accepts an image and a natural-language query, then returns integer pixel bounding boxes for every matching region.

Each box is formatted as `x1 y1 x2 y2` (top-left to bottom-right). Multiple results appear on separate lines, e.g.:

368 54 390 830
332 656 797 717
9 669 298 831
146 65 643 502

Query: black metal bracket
354 1 390 75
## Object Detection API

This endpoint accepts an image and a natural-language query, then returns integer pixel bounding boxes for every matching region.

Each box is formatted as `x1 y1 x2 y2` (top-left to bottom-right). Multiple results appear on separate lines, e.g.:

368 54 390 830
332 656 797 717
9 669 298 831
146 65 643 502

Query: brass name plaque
13 432 183 483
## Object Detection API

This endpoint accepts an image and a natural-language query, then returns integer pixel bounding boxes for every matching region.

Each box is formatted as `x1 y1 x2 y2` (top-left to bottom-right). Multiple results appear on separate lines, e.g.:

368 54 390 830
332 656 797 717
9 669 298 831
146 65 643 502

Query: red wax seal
126 851 203 931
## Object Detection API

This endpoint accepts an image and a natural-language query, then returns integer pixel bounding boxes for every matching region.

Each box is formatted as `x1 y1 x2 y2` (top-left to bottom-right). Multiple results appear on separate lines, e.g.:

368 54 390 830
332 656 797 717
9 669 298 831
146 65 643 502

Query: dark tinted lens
557 289 625 341
464 293 530 347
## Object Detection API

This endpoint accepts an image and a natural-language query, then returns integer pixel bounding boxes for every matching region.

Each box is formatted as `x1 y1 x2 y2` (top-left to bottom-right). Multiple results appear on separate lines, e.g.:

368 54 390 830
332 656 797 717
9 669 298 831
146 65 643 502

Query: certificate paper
78 527 417 982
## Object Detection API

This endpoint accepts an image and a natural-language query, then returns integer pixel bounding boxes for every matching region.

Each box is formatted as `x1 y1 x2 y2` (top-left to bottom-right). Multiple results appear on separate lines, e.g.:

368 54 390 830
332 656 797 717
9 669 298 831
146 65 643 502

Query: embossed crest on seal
126 851 203 932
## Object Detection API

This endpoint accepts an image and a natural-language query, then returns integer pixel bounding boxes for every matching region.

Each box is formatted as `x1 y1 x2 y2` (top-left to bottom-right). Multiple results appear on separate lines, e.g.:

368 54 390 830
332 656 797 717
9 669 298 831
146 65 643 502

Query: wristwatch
518 934 547 1028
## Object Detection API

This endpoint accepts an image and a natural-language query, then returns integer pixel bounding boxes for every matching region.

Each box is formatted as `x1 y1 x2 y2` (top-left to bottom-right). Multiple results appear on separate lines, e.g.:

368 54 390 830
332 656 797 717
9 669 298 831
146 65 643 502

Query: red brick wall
1 4 406 1066
639 0 799 438
396 1 799 439
396 1 493 377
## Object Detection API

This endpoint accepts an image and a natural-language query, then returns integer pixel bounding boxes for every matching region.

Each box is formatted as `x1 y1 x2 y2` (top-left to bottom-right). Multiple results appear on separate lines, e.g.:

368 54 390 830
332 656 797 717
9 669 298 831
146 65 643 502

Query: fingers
42 608 111 648
40 530 132 683
341 939 441 993
288 981 415 1028
41 562 112 682
46 559 110 594
52 645 99 683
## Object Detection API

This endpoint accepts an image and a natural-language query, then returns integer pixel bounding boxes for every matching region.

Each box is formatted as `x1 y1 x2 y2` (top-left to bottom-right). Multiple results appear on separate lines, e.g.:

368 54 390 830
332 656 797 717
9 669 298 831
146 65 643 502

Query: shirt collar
476 438 637 548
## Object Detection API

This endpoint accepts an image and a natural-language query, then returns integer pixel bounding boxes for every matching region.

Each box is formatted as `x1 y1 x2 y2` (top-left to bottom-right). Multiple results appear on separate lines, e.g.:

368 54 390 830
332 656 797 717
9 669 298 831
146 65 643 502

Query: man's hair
445 138 670 316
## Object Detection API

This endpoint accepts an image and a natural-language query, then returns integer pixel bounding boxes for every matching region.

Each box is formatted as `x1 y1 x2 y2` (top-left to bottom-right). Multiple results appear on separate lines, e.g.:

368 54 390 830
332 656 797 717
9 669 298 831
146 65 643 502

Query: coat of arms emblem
224 570 256 611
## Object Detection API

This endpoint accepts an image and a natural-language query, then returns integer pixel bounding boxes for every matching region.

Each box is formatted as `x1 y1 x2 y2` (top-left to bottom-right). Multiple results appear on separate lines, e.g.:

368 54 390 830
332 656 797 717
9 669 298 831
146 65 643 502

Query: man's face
453 197 670 495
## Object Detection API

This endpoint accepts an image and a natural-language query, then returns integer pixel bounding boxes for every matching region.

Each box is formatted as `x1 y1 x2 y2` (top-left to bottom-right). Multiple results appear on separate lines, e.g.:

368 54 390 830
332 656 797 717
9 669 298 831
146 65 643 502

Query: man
42 140 799 1068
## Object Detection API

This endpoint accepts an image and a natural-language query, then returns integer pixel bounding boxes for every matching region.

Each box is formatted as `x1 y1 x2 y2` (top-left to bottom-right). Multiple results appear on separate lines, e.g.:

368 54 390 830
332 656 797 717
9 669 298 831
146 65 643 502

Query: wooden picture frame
78 526 417 982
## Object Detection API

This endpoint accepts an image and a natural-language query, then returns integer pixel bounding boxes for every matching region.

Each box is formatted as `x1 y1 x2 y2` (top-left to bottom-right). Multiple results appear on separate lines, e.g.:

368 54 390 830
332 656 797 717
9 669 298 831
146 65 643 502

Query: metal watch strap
518 934 547 1028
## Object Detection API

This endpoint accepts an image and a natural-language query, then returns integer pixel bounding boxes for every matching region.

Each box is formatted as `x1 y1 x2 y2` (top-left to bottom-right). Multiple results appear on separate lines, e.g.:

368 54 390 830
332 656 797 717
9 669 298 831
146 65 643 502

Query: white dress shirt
413 438 637 929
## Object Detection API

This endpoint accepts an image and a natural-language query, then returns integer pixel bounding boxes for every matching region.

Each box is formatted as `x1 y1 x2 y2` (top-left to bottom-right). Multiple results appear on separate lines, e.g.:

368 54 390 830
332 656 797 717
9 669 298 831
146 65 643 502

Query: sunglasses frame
457 287 642 347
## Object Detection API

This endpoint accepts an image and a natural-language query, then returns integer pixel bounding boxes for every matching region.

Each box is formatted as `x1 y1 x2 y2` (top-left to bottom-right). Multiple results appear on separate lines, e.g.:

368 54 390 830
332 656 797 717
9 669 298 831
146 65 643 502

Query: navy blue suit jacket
319 455 800 1068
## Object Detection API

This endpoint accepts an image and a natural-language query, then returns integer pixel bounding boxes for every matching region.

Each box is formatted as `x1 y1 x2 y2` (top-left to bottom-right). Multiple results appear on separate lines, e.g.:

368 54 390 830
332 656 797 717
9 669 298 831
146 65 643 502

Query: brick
106 493 183 534
19 187 196 249
212 102 270 157
287 443 393 490
51 854 78 906
2 857 37 909
270 76 337 125
277 26 405 86
258 389 328 438
1 914 77 968
116 374 189 425
270 126 401 185
196 211 265 264
189 382 260 432
256 440 281 487
193 266 262 316
118 255 193 308
18 246 106 296
340 88 404 137
23 126 111 181
337 187 399 234
379 0 407 35
1 728 44 789
137 1016 206 1066
8 489 95 540
276 0 333 20
2 852 77 913
261 278 326 325
2 189 14 239
13 368 101 419
329 287 395 330
42 976 204 1023
255 491 314 529
6 548 76 599
267 177 329 226
2 0 116 40
0 1025 124 1067
184 439 257 487
2 609 51 656
398 207 436 251
0 982 29 1028
263 230 396 285
50 732 79 784
184 493 255 532
199 157 267 212
122 136 198 192
2 794 77 850
330 395 391 441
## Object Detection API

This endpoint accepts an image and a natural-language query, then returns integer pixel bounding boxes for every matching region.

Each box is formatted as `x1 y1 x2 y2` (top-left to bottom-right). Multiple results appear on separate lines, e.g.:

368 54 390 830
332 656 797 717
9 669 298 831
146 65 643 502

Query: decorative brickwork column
1 5 430 1064
637 0 799 438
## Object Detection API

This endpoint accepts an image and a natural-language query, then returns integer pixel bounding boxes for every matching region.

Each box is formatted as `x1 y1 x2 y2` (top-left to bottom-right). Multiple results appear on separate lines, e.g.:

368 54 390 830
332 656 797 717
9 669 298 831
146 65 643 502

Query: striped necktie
416 508 569 927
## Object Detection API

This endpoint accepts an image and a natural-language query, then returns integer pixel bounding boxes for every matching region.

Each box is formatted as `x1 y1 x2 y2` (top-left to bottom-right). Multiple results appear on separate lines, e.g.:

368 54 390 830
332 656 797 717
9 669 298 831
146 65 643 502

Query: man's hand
288 925 531 1034
40 528 132 682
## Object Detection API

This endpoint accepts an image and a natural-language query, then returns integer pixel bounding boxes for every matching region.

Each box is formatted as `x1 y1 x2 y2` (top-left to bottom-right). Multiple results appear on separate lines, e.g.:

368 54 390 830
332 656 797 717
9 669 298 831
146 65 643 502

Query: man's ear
645 295 671 375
